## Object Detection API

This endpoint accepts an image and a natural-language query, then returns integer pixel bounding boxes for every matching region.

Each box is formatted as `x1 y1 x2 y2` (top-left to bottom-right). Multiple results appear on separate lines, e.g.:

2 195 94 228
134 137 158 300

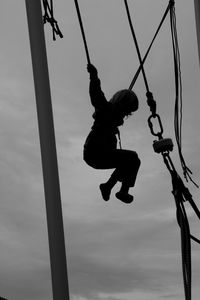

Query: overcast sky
0 1 200 300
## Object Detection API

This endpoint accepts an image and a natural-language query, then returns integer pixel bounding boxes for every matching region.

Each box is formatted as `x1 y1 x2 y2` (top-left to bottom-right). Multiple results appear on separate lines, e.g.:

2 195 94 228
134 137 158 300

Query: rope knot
42 0 63 40
146 91 157 116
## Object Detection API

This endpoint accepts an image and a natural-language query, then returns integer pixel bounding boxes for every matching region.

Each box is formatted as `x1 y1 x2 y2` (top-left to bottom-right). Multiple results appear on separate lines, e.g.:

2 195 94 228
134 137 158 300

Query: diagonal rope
73 0 91 64
129 0 172 90
123 0 150 93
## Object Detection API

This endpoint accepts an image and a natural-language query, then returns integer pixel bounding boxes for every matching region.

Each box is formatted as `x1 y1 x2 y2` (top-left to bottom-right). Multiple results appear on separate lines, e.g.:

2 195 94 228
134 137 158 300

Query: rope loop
42 0 63 40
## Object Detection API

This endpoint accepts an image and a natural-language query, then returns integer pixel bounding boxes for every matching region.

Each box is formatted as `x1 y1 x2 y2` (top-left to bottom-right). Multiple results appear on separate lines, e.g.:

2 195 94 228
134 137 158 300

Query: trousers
84 148 141 187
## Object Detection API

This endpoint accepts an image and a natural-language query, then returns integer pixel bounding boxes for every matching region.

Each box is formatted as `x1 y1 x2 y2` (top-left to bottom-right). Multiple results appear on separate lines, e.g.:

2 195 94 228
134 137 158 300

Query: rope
171 170 192 300
129 1 172 90
163 153 200 245
42 0 63 40
73 0 91 64
178 201 192 300
123 0 150 93
170 4 198 187
163 153 200 300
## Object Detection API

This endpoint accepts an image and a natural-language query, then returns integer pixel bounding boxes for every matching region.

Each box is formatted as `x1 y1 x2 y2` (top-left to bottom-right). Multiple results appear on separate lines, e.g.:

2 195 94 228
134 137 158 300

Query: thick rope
164 154 200 244
163 153 200 300
171 170 192 300
129 1 172 90
123 0 150 93
73 0 91 64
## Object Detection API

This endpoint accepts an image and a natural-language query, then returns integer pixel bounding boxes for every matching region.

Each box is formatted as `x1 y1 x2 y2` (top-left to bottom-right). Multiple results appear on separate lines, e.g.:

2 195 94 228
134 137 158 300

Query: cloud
65 212 187 300
66 214 200 300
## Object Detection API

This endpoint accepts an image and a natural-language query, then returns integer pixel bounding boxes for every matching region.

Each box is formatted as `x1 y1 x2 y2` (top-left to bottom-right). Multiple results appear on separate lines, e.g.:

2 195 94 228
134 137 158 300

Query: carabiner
148 113 164 138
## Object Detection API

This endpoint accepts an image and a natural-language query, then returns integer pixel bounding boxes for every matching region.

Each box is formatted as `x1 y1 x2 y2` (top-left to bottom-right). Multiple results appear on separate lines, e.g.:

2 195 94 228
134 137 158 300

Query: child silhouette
84 64 141 203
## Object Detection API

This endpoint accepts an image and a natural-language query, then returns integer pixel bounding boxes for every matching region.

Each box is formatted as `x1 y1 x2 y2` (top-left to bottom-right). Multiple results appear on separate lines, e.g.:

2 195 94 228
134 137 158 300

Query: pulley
153 138 173 154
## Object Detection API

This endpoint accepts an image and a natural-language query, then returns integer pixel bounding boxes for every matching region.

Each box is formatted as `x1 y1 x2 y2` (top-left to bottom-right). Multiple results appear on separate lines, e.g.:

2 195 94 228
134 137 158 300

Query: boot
115 191 134 204
99 183 112 201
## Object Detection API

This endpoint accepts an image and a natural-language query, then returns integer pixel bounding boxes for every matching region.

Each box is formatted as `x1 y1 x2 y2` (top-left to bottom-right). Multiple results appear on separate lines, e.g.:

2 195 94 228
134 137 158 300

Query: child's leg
84 148 140 202
102 150 140 202
111 150 141 203
99 169 119 201
116 150 141 188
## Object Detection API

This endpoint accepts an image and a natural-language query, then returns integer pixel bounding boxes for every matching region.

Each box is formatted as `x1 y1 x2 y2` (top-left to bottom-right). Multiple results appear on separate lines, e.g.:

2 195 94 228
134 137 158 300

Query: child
83 64 141 203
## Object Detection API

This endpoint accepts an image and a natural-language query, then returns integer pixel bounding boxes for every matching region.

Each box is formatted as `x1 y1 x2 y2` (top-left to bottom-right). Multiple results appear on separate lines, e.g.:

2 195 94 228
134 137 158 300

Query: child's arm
87 64 108 109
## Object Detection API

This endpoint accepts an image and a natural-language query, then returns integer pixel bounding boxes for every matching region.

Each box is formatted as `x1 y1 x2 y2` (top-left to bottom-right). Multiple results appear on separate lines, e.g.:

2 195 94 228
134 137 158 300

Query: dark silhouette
83 64 141 203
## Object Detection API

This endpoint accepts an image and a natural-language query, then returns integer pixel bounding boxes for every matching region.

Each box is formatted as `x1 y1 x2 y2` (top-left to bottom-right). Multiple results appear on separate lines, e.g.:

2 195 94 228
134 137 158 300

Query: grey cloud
0 264 51 300
65 219 184 300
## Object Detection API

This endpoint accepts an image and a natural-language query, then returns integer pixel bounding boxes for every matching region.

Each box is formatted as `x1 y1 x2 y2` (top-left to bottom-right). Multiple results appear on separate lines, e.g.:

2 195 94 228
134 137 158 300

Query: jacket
84 72 123 153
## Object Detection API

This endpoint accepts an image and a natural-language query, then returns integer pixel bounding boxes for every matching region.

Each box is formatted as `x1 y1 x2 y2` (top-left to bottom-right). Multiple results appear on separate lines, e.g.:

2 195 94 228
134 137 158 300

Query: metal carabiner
148 113 164 138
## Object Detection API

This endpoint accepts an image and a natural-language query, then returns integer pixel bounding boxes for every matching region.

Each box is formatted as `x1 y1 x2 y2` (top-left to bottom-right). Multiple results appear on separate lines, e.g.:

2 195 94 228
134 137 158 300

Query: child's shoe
115 191 134 204
99 183 111 201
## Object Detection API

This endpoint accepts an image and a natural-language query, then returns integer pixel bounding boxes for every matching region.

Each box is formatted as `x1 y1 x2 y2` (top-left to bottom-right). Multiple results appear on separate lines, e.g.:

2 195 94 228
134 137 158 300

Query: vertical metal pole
194 0 200 64
25 1 70 299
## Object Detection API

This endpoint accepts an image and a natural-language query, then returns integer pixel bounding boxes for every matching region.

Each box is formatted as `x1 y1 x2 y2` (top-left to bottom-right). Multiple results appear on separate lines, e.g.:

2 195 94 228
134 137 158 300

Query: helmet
109 89 139 113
